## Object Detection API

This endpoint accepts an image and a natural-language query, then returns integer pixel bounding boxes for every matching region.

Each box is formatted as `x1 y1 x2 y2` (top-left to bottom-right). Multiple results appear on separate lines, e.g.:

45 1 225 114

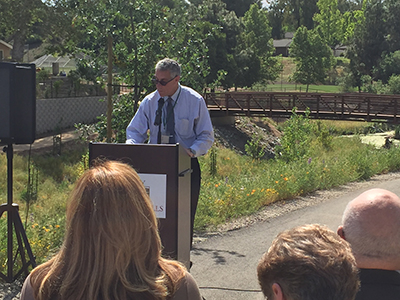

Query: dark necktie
155 98 164 144
166 97 175 144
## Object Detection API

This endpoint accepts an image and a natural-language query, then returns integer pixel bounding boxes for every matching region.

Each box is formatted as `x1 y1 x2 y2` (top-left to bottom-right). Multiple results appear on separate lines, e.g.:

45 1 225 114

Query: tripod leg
0 205 38 281
13 215 30 279
0 205 10 282
12 207 37 271
0 203 7 217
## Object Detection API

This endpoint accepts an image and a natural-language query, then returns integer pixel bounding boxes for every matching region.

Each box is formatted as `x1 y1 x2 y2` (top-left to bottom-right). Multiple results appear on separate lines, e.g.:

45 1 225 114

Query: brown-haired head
257 224 359 300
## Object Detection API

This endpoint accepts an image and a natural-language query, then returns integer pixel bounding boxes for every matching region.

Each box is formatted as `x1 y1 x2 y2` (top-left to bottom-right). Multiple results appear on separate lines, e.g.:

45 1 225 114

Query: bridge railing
204 91 400 123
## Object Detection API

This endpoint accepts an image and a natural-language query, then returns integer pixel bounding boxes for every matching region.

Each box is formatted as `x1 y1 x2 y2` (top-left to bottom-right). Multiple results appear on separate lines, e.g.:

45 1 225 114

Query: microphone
154 98 164 126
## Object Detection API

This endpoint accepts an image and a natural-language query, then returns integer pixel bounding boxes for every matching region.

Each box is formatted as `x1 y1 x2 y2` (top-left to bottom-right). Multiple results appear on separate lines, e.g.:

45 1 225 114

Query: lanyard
163 86 181 127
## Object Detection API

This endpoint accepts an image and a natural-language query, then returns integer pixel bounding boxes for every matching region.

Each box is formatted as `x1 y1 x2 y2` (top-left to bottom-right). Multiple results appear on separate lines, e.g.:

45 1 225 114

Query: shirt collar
167 84 181 102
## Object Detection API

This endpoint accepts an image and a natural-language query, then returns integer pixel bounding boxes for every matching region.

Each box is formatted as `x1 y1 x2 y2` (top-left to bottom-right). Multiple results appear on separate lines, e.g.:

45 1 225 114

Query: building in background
0 40 13 61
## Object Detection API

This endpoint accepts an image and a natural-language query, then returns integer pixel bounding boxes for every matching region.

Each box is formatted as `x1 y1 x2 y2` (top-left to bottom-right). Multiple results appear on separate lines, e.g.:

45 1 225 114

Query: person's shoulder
142 90 159 102
20 273 35 300
138 91 159 109
359 268 400 281
172 271 202 300
182 271 199 286
181 86 203 99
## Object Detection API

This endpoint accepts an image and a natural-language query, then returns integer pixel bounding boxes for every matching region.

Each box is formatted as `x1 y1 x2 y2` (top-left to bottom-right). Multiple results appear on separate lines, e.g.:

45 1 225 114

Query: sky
261 0 269 8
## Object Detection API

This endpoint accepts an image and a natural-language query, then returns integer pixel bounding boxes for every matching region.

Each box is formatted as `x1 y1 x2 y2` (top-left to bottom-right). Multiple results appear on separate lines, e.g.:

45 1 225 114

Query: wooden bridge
204 91 400 123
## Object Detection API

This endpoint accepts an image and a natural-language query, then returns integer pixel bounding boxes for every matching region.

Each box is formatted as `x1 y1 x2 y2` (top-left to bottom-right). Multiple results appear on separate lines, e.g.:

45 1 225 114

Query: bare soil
213 116 282 158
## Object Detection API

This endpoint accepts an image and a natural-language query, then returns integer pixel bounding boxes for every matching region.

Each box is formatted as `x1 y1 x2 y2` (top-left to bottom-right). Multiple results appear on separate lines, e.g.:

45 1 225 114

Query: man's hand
186 148 196 158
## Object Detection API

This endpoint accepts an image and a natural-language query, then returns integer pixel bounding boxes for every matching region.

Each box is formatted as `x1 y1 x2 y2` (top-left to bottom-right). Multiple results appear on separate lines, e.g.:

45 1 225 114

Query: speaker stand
0 143 36 283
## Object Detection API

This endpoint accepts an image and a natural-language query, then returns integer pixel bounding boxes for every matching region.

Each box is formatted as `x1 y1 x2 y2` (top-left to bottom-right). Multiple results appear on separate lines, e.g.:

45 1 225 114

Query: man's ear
272 283 285 300
337 226 345 240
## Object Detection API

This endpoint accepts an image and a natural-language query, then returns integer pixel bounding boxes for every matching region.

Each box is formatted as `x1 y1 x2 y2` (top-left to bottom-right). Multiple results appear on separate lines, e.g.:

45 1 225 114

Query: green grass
252 83 343 93
250 56 353 93
196 134 400 230
313 120 393 135
2 118 400 273
0 141 87 272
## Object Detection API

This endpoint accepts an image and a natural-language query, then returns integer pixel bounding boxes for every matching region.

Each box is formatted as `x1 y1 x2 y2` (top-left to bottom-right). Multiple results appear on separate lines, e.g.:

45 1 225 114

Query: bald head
339 188 400 269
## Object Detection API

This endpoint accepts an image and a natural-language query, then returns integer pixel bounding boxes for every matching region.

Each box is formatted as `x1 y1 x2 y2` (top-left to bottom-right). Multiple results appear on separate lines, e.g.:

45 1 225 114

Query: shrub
245 133 266 159
276 108 313 162
36 69 49 82
94 93 135 143
388 74 400 95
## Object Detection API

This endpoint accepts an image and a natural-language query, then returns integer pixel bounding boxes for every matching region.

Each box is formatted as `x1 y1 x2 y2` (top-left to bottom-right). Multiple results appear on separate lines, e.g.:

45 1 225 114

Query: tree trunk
11 30 27 62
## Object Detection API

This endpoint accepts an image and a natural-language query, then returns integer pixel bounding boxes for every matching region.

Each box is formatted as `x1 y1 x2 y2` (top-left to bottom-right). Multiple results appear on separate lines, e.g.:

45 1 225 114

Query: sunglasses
151 75 177 86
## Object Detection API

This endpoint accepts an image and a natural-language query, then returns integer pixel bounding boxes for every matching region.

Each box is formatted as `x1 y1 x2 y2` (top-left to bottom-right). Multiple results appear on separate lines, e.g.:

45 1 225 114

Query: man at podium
126 58 214 247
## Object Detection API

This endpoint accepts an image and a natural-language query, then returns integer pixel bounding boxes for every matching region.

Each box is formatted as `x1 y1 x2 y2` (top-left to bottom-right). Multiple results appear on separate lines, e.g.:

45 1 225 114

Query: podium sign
89 143 191 267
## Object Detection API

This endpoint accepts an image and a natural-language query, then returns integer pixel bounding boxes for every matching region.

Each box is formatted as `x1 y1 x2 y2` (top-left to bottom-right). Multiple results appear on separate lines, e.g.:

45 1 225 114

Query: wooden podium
89 143 191 268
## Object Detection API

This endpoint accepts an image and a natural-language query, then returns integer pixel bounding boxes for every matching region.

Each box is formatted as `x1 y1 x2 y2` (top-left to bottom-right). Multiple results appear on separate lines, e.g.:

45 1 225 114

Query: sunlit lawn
253 83 345 93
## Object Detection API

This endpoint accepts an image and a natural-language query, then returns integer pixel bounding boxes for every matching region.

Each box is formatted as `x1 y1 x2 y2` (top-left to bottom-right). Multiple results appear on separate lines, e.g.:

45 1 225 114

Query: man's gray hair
155 58 181 78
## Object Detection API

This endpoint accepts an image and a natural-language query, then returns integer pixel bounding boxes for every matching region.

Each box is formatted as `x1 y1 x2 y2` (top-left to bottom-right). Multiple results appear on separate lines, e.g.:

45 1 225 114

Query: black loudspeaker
0 62 36 144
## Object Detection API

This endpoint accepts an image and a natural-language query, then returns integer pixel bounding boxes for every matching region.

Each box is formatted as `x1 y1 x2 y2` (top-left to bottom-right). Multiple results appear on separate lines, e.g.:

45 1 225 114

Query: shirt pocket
177 118 193 138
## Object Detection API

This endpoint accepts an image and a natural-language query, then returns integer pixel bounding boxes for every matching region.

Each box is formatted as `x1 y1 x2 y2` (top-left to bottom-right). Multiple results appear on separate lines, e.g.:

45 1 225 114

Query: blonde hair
30 160 185 300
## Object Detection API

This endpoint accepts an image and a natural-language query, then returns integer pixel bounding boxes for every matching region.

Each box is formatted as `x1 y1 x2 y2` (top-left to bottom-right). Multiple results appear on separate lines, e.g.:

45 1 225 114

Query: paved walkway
13 130 80 152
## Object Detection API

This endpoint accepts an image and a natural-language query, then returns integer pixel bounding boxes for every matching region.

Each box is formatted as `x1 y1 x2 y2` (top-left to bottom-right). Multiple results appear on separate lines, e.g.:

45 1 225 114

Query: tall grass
196 132 400 230
0 142 87 272
2 119 400 273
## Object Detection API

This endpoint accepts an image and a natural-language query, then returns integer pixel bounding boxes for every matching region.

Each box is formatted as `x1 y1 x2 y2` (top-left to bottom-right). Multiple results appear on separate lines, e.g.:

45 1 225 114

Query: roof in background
32 54 76 69
273 39 292 48
0 40 13 49
284 32 294 39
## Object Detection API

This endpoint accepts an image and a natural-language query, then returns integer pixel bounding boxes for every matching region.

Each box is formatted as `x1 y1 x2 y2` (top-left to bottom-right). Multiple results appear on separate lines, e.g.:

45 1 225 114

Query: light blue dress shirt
126 84 214 157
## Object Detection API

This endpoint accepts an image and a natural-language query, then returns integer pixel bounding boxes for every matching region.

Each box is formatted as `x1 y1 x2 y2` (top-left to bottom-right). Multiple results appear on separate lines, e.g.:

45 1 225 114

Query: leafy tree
162 3 210 92
94 94 135 143
52 0 209 108
313 0 343 48
279 0 318 30
220 11 242 88
388 75 400 95
290 26 334 92
386 0 400 52
53 0 211 139
268 0 364 38
235 4 281 87
221 0 261 17
276 108 314 162
375 51 400 84
337 0 362 12
60 0 161 109
0 0 49 61
341 9 364 44
192 0 235 87
300 0 319 30
346 0 387 85
267 0 286 39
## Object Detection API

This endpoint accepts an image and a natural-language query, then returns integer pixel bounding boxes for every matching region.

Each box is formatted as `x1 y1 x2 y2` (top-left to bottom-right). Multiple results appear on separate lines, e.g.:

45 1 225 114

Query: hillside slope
213 116 282 159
